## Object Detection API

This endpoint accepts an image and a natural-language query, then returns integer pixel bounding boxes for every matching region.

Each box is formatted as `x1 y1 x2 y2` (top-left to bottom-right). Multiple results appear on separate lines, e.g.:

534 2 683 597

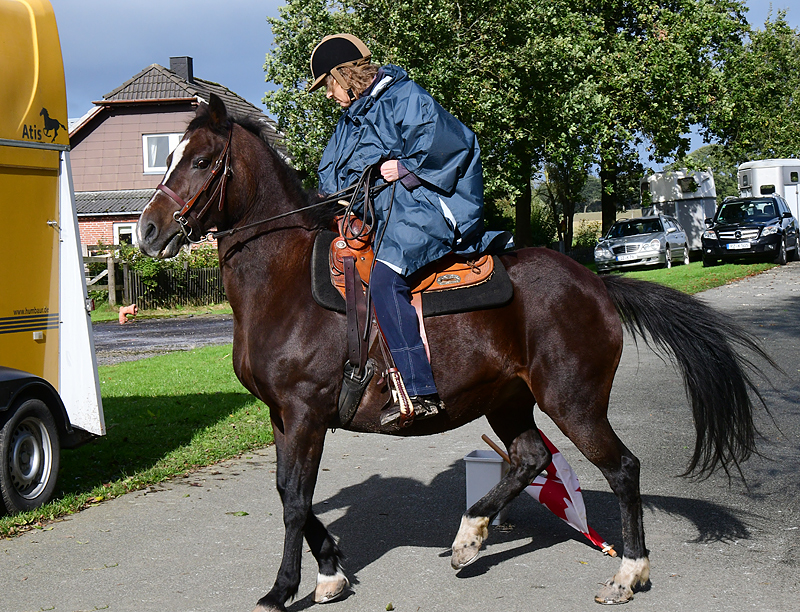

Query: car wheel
0 399 60 514
702 254 717 267
681 246 690 266
790 242 800 262
664 248 672 269
775 237 788 265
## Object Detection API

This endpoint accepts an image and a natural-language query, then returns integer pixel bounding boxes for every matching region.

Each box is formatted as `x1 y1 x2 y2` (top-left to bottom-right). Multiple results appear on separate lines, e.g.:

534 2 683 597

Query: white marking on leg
314 568 349 604
595 555 650 604
451 515 490 569
614 556 650 589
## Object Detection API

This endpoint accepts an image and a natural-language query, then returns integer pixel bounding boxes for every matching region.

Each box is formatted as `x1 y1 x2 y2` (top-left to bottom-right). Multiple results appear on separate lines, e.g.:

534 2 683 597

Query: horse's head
137 94 234 258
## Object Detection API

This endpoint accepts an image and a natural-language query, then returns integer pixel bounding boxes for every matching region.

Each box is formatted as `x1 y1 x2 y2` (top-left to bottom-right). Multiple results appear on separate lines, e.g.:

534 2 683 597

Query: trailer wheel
0 399 60 514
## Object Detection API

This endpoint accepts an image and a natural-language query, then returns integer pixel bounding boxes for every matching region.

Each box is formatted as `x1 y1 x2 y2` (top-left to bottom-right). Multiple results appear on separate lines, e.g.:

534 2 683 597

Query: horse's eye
196 158 210 170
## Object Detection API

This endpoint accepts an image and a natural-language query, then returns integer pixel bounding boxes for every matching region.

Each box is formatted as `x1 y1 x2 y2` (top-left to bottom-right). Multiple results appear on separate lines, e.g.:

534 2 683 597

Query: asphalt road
2 263 799 612
92 313 234 365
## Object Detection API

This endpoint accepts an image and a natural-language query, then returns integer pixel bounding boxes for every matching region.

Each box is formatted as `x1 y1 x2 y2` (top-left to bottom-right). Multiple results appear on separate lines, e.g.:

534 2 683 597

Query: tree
263 0 753 239
707 11 800 163
563 0 751 233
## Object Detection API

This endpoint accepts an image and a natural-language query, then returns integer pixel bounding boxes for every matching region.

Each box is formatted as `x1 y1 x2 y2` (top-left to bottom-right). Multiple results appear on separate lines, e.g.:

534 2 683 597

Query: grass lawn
0 345 271 538
587 260 777 293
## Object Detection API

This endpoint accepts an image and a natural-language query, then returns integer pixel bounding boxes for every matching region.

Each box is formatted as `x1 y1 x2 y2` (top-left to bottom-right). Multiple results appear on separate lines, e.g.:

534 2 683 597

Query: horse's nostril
144 222 157 243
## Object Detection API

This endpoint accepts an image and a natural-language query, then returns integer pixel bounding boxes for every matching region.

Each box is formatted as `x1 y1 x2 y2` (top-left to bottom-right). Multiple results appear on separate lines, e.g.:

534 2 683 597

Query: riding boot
371 262 443 428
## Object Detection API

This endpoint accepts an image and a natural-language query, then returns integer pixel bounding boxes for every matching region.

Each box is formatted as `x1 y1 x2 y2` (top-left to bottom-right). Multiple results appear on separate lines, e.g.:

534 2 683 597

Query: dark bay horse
137 95 769 611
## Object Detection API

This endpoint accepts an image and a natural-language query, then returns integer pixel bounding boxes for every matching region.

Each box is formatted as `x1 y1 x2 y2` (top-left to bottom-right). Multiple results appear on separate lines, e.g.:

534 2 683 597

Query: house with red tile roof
69 56 285 252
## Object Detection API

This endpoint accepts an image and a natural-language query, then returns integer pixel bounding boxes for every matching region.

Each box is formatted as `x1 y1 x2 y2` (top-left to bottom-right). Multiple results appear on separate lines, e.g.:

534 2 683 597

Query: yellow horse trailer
0 0 104 513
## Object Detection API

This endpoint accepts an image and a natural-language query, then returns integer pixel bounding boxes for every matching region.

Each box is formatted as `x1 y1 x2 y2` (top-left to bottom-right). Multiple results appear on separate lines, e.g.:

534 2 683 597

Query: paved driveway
2 263 799 612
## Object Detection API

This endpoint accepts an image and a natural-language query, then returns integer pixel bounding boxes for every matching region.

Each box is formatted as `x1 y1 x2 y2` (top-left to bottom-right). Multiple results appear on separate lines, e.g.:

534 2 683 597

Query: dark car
701 195 799 266
594 215 690 273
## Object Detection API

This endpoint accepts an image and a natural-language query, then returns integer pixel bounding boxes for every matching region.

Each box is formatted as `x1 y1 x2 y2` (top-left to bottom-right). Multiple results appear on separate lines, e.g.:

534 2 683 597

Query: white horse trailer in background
738 159 800 220
640 169 717 251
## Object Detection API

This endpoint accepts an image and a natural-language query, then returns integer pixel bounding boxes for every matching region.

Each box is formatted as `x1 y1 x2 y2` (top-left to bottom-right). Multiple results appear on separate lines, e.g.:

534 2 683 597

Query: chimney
170 56 194 83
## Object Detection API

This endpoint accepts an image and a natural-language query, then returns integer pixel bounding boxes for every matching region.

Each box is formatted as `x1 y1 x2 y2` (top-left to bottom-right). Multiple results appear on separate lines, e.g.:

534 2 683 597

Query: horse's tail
601 274 774 480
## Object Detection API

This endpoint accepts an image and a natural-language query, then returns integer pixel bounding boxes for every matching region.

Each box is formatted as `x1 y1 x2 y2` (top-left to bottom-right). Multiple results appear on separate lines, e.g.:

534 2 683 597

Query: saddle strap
344 256 369 372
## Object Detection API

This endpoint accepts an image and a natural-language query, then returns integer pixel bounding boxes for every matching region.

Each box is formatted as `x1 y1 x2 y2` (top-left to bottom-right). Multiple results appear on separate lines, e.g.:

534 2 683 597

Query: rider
309 34 512 425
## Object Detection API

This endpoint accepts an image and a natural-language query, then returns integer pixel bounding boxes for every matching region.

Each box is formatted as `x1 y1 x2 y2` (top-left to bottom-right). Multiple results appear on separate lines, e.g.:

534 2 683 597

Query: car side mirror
666 227 677 234
704 218 714 226
783 211 793 219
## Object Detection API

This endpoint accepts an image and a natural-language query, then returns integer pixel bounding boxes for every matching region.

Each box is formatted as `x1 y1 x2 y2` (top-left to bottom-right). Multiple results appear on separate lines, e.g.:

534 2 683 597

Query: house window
741 173 750 188
142 133 181 173
760 184 776 195
114 222 137 246
791 172 799 183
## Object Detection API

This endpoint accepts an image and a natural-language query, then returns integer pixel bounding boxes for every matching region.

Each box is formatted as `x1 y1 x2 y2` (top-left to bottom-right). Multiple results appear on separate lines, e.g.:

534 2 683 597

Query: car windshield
607 219 663 239
717 200 778 223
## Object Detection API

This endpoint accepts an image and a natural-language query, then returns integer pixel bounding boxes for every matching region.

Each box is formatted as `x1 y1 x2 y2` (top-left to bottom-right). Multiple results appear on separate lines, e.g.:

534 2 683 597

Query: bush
530 200 557 247
573 220 601 248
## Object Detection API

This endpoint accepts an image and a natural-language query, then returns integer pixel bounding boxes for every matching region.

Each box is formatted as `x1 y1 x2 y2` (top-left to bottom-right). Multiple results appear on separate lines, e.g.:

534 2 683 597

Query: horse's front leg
254 415 346 611
451 422 551 568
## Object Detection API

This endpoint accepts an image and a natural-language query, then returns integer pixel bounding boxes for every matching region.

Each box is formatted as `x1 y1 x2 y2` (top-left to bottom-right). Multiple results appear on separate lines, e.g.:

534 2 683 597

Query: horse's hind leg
451 401 551 568
544 404 649 604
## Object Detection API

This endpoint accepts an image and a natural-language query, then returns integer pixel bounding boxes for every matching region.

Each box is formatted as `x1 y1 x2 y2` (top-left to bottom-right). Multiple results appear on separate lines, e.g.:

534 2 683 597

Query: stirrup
380 394 443 429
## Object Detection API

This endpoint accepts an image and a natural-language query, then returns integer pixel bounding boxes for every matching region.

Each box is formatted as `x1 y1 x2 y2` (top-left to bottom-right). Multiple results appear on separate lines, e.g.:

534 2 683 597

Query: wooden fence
125 267 225 309
84 255 225 309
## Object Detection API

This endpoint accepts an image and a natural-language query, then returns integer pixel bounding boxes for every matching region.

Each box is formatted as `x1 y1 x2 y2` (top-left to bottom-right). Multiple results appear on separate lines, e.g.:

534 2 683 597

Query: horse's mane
188 105 340 230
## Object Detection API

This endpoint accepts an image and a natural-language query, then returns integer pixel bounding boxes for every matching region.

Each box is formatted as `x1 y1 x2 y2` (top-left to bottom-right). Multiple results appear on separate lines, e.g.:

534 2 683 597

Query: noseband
157 125 234 242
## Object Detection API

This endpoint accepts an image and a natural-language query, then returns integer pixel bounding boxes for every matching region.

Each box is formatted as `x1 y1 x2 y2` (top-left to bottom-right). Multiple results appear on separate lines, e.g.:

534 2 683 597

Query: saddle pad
311 230 514 317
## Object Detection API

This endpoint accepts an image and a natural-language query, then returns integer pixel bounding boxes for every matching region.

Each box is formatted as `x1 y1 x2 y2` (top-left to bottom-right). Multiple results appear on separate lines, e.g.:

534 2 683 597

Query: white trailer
738 159 800 220
640 169 717 251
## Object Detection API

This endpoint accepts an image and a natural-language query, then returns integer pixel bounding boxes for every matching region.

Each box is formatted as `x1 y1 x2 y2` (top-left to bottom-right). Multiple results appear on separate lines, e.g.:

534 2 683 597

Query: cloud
50 0 283 118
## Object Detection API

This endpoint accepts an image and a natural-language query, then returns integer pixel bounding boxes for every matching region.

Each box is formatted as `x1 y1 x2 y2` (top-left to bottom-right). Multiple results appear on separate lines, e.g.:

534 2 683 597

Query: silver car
594 215 690 273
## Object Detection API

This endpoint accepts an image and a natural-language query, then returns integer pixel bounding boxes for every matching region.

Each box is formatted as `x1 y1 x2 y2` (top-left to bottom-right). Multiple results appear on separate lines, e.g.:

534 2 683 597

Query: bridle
156 125 234 242
155 122 390 244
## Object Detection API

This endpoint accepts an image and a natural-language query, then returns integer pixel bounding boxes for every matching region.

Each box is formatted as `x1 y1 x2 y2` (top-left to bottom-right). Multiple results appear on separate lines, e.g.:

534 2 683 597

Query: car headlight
702 230 716 240
641 239 661 252
594 245 612 259
762 225 780 236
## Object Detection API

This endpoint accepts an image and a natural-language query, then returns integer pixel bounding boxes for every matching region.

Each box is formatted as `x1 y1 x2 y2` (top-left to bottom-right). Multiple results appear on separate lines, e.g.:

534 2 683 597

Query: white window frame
113 222 138 246
142 133 182 174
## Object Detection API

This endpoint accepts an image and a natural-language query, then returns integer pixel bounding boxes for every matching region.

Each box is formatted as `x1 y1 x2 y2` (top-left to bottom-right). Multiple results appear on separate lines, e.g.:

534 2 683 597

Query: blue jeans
370 261 437 397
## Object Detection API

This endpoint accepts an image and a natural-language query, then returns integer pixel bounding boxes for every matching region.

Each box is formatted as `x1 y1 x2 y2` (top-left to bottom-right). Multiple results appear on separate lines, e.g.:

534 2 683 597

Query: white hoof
314 570 349 603
451 515 489 569
594 557 650 605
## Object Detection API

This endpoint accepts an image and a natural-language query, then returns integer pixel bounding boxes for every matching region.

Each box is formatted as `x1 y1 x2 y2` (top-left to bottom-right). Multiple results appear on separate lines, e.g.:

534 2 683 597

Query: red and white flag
482 433 615 556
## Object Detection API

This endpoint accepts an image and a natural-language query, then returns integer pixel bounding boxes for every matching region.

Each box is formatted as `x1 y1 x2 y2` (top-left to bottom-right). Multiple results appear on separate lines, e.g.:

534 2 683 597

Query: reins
158 122 390 248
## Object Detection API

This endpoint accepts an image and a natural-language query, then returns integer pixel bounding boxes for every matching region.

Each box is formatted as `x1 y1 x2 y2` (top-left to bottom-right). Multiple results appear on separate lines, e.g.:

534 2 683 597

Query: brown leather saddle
328 215 495 297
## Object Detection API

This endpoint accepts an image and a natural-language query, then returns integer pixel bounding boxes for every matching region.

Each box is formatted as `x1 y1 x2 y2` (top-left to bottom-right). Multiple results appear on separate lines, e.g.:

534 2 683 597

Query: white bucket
464 450 509 525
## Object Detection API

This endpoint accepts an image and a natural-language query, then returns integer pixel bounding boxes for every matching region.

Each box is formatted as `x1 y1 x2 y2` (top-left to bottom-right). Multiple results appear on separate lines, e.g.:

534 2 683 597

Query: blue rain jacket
318 65 513 276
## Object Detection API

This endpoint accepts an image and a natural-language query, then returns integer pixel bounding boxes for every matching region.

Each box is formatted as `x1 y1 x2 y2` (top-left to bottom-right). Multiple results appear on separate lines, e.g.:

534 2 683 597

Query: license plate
727 242 751 250
616 253 639 262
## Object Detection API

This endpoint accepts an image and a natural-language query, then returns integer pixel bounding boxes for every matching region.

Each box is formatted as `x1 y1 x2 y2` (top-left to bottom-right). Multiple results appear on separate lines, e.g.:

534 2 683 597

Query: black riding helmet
308 33 371 100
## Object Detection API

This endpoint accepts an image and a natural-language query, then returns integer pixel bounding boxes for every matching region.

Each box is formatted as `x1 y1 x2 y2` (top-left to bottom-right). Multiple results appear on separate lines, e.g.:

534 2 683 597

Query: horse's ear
207 93 228 128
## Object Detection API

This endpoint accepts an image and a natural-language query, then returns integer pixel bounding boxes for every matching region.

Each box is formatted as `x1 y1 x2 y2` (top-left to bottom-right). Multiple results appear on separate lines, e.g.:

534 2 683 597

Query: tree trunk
600 155 618 235
515 174 532 248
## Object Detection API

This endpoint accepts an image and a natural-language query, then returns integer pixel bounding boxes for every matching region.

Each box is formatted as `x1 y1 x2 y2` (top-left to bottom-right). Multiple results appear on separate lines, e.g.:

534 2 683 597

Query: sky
52 0 799 154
